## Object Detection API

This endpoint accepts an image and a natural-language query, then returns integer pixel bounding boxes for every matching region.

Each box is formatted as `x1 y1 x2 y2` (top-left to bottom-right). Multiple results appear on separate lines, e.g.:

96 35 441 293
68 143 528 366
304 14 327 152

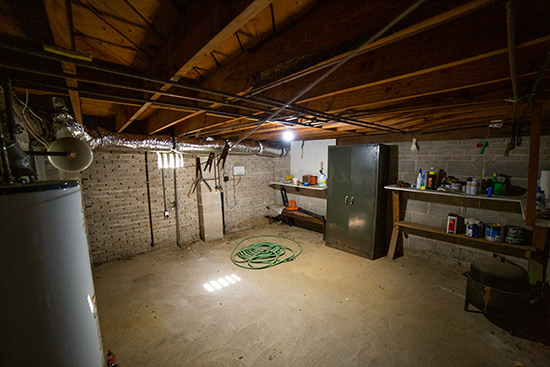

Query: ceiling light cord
232 0 427 145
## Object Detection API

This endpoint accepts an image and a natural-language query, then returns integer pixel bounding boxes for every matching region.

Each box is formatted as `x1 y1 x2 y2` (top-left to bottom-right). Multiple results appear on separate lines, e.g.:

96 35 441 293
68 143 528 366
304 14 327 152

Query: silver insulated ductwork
51 106 287 158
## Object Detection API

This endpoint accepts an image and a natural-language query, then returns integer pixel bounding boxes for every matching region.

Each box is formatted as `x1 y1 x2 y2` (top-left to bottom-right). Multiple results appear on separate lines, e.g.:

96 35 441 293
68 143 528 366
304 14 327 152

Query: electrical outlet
233 165 245 176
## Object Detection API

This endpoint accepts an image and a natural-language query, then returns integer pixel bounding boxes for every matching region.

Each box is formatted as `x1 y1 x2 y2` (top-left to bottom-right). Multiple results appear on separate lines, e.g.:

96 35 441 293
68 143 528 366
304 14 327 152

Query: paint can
451 182 462 191
465 218 484 238
505 226 527 245
485 223 503 242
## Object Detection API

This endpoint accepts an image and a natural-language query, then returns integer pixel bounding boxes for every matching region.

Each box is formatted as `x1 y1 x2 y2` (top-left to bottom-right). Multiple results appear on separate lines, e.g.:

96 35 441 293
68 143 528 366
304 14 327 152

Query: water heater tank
0 181 104 366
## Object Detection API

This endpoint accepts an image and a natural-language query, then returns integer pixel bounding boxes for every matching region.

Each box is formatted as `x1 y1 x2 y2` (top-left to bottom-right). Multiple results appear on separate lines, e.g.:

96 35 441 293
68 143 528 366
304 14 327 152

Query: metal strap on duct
53 112 287 157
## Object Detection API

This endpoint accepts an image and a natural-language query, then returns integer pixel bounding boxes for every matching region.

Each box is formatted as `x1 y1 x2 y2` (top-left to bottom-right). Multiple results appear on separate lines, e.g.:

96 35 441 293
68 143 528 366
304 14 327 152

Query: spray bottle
319 161 327 186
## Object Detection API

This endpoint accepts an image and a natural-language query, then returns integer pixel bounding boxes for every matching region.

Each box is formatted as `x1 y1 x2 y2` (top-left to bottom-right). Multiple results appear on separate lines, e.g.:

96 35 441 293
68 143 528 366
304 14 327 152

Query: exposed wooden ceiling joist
115 0 273 133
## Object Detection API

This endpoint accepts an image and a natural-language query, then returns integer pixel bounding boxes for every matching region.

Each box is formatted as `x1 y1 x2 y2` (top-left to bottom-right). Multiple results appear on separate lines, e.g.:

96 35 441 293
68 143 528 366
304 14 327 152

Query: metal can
451 182 462 191
465 218 483 238
505 226 526 245
485 223 503 242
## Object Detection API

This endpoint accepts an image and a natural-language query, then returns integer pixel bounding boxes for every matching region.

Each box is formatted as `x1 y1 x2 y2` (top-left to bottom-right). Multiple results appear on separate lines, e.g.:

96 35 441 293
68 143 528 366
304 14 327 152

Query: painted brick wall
391 136 550 266
72 150 289 264
80 150 199 264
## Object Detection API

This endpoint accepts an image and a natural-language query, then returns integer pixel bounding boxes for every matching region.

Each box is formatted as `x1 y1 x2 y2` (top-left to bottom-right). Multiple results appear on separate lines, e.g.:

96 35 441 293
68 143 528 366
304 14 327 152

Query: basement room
1 0 550 366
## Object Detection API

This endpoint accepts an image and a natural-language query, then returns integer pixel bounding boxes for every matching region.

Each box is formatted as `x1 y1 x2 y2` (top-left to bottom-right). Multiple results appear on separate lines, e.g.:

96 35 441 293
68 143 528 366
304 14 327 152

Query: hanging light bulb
282 129 294 142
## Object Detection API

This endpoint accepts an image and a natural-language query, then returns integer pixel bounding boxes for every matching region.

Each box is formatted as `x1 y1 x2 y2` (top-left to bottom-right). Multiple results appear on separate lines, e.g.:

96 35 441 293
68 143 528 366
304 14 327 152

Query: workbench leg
387 226 400 260
387 191 401 260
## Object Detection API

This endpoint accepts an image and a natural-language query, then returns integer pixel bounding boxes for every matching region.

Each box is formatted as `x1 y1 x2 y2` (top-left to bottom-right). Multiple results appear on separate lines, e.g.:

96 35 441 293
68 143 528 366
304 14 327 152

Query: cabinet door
346 145 379 257
326 146 351 249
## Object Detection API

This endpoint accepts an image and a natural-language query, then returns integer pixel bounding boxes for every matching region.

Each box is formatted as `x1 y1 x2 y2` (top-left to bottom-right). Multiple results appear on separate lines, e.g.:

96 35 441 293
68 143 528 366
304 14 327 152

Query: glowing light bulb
282 130 294 142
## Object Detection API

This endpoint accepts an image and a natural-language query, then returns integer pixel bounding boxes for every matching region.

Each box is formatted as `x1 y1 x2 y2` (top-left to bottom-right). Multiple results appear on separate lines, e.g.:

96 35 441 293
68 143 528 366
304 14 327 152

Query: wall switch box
233 166 245 176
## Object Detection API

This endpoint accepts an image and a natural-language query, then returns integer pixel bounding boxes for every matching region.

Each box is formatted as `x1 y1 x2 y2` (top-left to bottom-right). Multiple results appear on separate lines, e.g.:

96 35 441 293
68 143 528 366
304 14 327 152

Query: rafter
143 0 500 136
115 0 272 132
43 0 83 123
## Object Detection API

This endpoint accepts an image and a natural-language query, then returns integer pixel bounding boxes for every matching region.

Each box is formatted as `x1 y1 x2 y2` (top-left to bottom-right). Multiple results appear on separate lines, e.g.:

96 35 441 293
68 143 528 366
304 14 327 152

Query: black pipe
221 191 226 235
144 152 155 247
0 63 266 115
1 77 16 141
173 167 181 247
0 113 14 183
0 42 404 133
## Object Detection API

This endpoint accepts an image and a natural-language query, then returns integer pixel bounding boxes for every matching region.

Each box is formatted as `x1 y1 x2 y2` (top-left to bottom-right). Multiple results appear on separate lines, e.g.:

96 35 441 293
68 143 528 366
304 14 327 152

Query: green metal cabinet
325 144 389 259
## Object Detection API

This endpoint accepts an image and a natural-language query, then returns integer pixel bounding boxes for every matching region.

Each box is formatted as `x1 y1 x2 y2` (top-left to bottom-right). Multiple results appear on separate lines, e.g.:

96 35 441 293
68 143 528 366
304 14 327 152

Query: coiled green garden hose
230 235 302 269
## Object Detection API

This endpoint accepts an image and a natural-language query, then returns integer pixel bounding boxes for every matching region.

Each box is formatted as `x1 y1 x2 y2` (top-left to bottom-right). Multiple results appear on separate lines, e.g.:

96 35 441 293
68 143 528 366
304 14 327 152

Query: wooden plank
387 191 401 260
303 37 550 114
116 0 272 132
396 220 534 258
43 0 83 123
526 104 542 226
263 1 550 105
203 0 496 94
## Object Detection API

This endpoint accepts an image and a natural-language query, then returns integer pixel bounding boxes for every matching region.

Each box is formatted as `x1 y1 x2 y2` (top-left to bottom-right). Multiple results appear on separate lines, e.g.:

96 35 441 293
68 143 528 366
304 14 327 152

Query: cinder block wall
392 136 550 264
79 151 289 264
220 154 290 233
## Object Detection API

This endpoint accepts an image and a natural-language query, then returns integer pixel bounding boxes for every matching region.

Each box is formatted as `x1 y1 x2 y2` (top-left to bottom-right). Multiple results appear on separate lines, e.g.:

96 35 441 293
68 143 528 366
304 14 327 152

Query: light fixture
157 152 184 169
282 129 294 142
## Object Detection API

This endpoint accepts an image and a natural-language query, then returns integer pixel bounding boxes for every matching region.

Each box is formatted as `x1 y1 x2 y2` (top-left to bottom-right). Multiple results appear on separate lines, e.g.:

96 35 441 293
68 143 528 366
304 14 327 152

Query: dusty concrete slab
93 224 550 366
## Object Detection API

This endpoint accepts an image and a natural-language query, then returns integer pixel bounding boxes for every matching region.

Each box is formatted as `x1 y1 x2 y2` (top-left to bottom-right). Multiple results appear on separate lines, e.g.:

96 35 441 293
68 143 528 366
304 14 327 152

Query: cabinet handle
344 195 349 204
350 196 354 205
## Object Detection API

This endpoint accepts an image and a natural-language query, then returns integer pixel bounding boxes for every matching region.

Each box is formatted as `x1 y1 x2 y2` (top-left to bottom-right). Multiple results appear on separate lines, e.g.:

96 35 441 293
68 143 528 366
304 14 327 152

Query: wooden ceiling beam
263 1 550 106
43 0 83 123
116 0 272 133
302 38 550 114
147 0 500 138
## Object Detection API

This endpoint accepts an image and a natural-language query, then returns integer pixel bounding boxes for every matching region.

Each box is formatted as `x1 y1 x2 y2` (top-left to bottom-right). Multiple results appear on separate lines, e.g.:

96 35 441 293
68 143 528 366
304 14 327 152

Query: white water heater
0 181 104 366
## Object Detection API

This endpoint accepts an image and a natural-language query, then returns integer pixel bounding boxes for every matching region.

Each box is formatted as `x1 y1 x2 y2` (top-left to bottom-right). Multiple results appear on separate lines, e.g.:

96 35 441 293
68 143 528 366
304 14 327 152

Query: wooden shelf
270 181 327 191
384 185 522 203
269 181 327 199
395 220 534 259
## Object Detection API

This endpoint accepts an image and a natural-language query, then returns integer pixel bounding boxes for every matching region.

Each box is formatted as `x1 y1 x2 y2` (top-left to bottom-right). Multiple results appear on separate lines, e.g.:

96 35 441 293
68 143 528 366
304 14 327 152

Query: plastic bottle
536 186 546 210
416 169 422 190
427 167 436 190
420 171 426 190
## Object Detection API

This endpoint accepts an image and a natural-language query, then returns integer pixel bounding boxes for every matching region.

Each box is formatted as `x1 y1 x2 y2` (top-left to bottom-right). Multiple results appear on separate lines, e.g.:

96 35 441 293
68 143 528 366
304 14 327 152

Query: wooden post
526 104 541 226
387 191 401 259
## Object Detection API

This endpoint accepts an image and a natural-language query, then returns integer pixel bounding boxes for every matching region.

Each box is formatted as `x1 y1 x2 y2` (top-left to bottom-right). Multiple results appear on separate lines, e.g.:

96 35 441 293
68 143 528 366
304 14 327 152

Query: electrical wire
2 87 50 148
231 235 302 269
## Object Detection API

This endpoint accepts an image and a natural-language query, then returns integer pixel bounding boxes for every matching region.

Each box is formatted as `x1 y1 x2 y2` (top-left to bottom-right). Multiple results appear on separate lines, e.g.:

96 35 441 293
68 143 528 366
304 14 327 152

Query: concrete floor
94 224 550 366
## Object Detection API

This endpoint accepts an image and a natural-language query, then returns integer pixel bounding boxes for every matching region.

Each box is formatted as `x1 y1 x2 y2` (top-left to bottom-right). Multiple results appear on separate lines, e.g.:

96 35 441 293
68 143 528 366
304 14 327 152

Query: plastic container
427 168 436 190
416 169 422 190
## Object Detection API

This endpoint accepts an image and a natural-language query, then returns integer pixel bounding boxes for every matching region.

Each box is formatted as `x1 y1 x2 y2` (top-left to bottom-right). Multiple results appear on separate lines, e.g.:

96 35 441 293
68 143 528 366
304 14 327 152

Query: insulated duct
51 109 287 158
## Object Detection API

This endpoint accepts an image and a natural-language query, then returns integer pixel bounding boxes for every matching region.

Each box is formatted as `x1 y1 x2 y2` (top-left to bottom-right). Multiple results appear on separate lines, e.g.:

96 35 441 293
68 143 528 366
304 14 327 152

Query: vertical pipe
1 77 16 141
161 167 168 215
144 152 155 247
173 168 181 247
0 113 14 183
